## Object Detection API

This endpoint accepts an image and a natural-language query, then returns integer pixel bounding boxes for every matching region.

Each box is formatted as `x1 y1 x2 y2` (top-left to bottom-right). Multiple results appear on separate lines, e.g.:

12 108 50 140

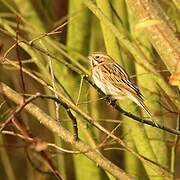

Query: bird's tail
132 96 159 127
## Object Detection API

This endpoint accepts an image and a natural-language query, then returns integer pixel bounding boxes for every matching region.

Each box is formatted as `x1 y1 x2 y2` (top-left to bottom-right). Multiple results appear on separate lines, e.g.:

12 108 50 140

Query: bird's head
88 52 113 67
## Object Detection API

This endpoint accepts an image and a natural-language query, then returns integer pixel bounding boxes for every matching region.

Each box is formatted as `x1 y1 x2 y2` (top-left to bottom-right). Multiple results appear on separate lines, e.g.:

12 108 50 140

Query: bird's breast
92 67 127 98
92 69 108 94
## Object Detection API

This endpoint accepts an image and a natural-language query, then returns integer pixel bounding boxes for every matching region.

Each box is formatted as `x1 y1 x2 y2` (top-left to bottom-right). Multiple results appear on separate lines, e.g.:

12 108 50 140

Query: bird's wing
100 63 143 100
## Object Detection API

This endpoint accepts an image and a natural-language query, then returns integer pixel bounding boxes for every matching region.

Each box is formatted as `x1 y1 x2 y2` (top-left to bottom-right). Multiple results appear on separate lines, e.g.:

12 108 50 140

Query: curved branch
3 58 180 136
0 82 132 180
0 82 172 178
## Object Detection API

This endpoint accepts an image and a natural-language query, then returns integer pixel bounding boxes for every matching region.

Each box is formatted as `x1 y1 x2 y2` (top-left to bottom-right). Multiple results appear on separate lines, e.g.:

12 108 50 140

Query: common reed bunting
88 52 158 126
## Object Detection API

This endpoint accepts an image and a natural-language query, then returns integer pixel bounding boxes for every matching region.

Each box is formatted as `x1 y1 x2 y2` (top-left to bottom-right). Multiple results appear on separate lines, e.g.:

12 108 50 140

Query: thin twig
15 16 26 101
76 75 84 105
98 123 122 148
0 93 41 132
32 94 79 140
25 148 64 180
42 42 60 122
14 93 79 140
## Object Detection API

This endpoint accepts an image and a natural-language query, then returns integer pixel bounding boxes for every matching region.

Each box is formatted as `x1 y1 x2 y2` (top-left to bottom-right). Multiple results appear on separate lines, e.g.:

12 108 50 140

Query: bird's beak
88 55 95 67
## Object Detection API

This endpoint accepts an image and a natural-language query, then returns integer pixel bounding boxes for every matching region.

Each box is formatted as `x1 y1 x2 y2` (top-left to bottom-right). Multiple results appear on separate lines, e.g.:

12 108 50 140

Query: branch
0 82 132 180
3 58 180 136
0 82 173 178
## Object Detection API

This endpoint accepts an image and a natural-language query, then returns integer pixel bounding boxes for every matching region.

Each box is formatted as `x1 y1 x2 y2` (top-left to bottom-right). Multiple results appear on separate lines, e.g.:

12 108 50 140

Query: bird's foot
105 95 117 106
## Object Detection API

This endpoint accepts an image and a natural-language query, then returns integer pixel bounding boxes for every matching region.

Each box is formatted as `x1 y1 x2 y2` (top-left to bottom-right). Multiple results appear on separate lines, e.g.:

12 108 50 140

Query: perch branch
0 82 172 178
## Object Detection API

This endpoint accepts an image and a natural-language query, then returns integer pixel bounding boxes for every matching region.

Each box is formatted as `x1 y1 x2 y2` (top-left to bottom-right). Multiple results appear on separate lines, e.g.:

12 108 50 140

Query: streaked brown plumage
88 52 158 126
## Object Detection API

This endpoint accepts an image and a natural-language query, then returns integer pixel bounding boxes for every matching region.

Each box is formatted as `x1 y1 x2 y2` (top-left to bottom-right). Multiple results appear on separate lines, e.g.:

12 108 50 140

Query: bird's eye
95 55 100 59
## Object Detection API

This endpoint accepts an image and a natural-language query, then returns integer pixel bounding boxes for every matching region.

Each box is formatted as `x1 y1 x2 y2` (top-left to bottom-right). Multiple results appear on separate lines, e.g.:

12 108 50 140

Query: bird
88 52 158 126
